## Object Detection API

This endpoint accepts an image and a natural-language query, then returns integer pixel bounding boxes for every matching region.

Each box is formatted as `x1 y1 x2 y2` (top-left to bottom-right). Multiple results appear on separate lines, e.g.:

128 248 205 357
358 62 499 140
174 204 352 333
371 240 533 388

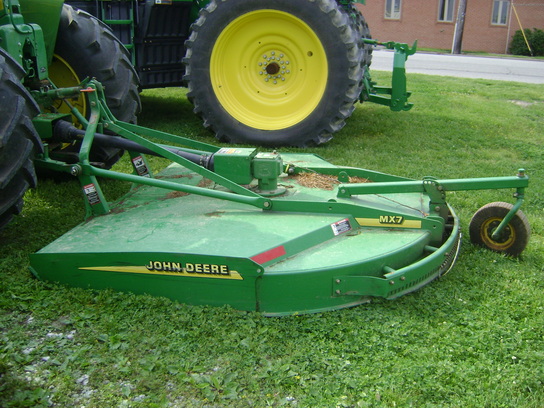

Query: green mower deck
30 153 466 316
28 81 530 315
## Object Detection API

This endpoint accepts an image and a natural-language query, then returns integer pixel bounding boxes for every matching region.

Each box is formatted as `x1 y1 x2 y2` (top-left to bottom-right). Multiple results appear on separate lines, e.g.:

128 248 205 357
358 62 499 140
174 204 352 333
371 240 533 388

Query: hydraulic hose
53 120 214 170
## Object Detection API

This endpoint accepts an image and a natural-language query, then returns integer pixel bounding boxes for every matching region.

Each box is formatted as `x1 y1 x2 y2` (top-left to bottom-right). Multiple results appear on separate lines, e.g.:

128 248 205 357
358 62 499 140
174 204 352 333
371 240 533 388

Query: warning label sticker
331 218 351 236
83 184 100 205
217 148 242 155
132 155 150 177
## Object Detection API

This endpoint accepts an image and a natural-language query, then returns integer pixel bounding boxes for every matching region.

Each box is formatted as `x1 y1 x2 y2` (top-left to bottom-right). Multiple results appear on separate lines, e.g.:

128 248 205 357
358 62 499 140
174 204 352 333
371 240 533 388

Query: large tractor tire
349 3 373 69
184 0 367 147
52 4 140 122
0 49 42 229
48 4 141 166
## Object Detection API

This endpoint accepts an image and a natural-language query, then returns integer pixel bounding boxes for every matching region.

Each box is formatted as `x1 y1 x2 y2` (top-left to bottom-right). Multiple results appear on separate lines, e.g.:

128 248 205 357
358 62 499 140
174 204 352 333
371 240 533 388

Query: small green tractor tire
53 4 141 123
184 0 366 147
0 49 42 229
469 202 530 257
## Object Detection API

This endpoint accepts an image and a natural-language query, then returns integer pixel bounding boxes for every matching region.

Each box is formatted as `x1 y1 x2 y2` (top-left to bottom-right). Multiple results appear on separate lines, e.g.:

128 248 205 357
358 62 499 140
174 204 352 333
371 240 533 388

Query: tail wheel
48 4 141 167
469 202 530 257
0 49 42 229
184 0 366 147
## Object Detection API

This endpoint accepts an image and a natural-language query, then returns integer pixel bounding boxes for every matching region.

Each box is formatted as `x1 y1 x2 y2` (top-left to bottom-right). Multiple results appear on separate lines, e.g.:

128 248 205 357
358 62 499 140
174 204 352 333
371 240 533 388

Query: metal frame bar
35 80 529 235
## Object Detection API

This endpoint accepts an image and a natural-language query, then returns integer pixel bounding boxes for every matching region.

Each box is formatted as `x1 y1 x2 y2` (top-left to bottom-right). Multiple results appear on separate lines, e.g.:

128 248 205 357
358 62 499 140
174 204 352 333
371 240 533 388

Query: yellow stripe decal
79 265 243 280
356 218 422 229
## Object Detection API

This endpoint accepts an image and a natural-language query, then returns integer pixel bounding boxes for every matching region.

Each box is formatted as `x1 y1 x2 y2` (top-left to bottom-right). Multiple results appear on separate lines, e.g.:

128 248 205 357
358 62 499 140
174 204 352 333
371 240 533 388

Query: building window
438 0 455 22
492 0 510 25
385 0 401 19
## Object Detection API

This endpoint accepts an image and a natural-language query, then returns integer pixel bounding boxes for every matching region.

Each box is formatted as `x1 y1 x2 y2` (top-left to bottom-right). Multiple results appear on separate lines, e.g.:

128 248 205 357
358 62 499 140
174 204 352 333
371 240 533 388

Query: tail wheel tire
469 202 530 257
184 0 366 147
0 49 42 229
49 4 141 166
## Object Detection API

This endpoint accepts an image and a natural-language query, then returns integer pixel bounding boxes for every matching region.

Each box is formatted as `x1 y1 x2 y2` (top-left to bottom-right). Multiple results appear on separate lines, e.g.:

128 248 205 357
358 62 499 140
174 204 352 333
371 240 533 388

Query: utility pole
452 0 468 54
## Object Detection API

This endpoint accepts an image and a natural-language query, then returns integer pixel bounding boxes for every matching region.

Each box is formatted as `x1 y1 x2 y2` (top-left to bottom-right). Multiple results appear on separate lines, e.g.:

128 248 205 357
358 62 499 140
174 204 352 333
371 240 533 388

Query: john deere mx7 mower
0 0 531 314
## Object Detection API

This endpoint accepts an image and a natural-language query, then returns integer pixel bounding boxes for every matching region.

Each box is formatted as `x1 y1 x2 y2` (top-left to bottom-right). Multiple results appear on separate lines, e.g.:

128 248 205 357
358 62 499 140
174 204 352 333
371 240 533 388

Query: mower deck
31 153 460 315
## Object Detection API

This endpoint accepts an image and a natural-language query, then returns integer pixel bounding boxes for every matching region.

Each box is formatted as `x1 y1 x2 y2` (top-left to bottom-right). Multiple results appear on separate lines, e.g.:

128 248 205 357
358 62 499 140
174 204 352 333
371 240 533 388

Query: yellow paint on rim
48 54 87 119
210 10 328 130
480 217 515 251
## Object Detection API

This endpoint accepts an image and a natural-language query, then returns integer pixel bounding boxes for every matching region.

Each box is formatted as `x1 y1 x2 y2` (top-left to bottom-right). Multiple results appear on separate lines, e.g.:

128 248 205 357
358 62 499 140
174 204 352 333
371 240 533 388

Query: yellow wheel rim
210 10 328 130
48 54 87 120
480 217 515 251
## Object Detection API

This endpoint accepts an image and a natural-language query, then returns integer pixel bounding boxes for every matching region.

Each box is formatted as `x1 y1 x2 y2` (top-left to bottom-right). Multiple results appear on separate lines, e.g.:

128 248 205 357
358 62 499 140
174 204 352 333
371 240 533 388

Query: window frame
438 0 456 23
491 0 510 26
384 0 402 20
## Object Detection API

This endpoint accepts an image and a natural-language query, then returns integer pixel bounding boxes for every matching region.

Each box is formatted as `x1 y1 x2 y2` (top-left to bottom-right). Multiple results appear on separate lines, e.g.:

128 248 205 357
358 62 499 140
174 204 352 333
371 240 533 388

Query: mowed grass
1 72 543 407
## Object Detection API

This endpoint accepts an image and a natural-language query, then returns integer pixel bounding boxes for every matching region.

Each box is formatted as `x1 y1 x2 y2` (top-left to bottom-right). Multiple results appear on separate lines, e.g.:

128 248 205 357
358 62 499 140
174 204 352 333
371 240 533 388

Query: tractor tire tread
56 4 141 122
0 49 41 229
184 0 368 147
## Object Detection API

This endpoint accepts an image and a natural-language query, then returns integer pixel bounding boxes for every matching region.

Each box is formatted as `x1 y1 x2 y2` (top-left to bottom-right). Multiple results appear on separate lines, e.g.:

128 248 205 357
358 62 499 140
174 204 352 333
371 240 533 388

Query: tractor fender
18 0 64 64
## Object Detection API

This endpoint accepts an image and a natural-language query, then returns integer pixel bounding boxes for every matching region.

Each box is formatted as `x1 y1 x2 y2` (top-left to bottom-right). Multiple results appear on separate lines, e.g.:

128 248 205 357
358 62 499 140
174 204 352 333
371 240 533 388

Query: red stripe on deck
251 246 286 264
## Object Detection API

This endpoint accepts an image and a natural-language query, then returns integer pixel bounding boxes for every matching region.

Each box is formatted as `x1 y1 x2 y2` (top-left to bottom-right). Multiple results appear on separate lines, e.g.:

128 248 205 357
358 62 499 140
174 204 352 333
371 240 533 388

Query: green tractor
1 0 140 228
61 0 415 147
1 0 413 229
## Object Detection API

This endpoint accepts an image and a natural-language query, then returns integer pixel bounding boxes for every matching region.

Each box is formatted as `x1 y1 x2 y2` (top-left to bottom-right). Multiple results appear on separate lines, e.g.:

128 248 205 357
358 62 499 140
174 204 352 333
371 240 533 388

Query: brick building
357 0 544 54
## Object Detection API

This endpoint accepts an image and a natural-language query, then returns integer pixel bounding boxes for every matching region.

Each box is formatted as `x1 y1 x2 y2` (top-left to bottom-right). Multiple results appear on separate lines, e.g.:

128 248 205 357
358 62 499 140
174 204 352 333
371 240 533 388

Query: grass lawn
1 72 543 407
